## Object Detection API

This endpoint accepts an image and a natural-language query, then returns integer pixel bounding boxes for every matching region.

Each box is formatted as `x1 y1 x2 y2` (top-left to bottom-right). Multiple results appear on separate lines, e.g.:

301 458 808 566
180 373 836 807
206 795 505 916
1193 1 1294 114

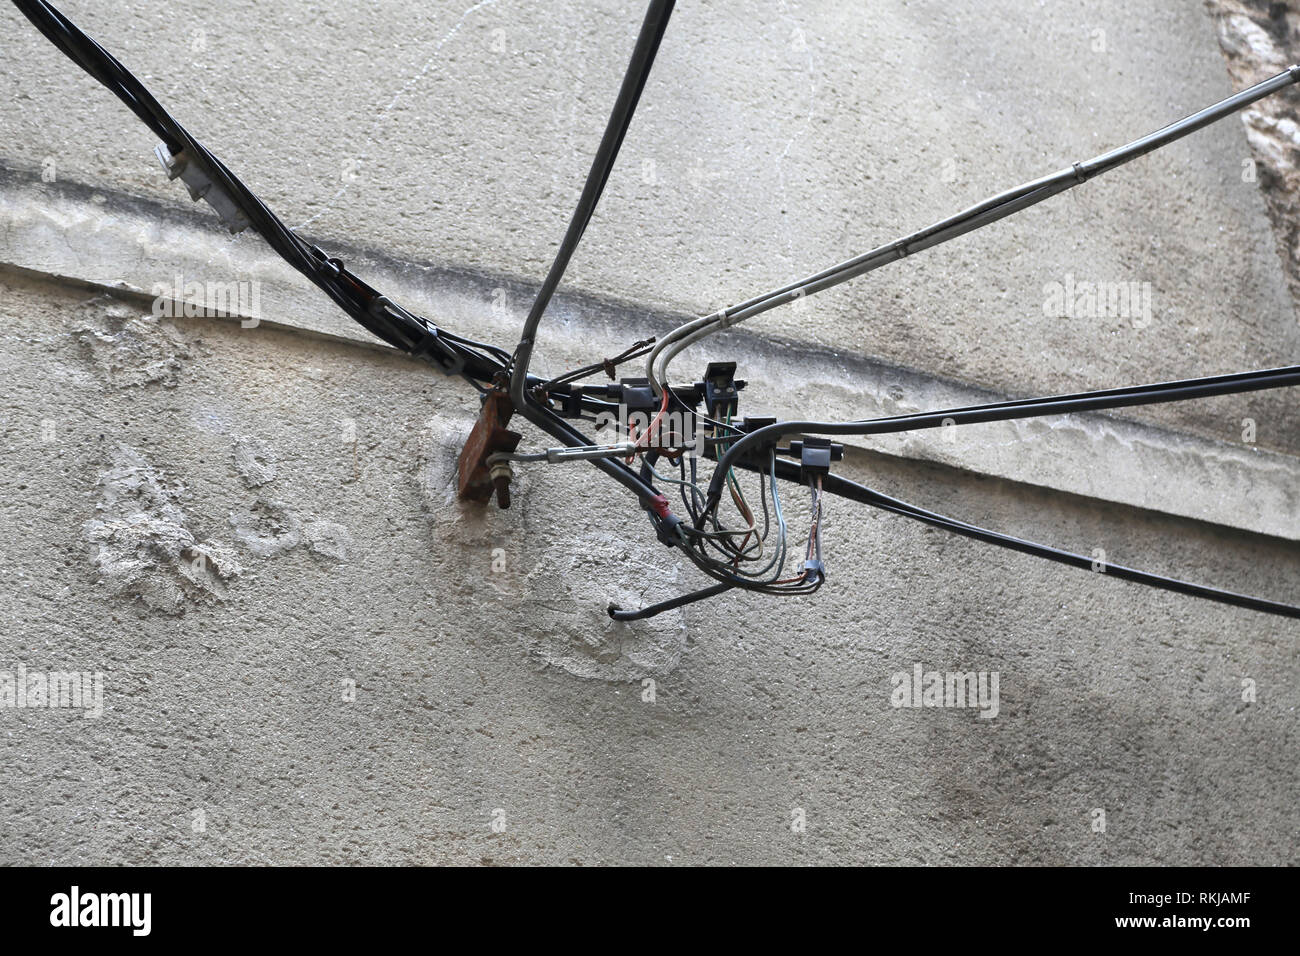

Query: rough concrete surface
0 0 1296 865
1208 0 1300 308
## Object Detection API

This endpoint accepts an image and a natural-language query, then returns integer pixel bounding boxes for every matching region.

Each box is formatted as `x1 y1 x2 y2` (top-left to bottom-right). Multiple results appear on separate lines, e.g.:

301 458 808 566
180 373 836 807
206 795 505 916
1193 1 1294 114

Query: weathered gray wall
0 0 1296 864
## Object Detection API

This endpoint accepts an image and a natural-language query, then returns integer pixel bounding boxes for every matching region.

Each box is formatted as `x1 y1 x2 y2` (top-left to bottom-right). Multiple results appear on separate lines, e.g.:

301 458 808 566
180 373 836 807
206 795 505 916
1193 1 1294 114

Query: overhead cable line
13 0 1298 622
649 65 1300 402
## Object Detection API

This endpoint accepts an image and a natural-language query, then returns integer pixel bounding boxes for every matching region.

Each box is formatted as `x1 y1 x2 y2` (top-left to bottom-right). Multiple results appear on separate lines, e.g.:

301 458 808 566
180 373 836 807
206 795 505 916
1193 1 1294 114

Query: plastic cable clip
155 143 251 234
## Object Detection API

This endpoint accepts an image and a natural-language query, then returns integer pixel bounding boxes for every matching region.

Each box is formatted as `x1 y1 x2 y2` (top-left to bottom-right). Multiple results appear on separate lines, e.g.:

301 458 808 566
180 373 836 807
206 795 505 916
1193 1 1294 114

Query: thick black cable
11 0 507 381
507 0 674 395
608 581 735 621
815 470 1300 620
616 455 1298 620
705 366 1300 514
506 0 675 506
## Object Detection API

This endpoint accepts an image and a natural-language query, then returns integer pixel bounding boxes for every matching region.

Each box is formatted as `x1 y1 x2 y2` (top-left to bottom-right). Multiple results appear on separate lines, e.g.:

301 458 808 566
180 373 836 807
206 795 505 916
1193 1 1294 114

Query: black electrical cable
11 0 503 383
615 455 1299 620
507 0 675 395
506 0 676 508
705 366 1300 515
609 581 735 621
815 470 1300 620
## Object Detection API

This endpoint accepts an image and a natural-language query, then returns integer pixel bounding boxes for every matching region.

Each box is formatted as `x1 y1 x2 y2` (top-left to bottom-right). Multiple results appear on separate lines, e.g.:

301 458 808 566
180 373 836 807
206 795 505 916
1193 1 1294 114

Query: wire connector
701 362 743 419
155 143 251 234
546 442 637 463
645 493 684 547
794 437 840 479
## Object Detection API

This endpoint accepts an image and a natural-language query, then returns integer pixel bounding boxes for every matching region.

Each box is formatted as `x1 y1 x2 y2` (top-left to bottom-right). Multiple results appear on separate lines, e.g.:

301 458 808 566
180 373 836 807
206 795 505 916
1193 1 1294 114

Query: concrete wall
0 0 1296 864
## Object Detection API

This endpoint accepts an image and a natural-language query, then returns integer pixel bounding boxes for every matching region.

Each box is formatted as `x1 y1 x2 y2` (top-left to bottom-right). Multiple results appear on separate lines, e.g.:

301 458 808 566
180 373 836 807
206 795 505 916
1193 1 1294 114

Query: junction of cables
13 0 1300 621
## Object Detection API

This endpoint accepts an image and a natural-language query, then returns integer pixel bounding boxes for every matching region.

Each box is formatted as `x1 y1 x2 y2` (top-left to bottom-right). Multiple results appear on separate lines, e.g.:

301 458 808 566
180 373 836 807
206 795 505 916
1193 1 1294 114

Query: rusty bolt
488 460 513 510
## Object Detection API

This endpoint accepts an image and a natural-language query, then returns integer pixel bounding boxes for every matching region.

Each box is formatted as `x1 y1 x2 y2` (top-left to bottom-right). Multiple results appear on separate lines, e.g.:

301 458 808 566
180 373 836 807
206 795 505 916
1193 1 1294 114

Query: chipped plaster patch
232 435 277 488
411 416 688 681
516 540 690 682
83 445 240 613
229 499 352 563
303 520 352 562
73 302 192 388
229 498 302 557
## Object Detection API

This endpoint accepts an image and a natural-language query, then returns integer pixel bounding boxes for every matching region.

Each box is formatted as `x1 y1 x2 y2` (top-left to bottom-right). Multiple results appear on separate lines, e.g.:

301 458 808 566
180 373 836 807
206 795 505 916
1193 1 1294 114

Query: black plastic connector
655 511 684 546
788 439 844 459
793 437 840 479
611 377 659 415
700 361 744 418
707 415 777 462
558 387 586 418
574 378 668 412
737 416 777 434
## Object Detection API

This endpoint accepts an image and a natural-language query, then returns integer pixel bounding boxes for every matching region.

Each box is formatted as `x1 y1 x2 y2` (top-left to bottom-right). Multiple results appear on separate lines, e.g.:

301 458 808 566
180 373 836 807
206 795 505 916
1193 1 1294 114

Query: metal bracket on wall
457 389 522 509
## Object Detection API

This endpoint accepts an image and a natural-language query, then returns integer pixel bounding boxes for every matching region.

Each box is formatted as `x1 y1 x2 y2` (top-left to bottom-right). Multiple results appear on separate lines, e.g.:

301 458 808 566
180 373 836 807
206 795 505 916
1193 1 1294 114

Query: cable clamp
307 245 343 279
155 143 251 234
410 325 461 375
795 437 839 480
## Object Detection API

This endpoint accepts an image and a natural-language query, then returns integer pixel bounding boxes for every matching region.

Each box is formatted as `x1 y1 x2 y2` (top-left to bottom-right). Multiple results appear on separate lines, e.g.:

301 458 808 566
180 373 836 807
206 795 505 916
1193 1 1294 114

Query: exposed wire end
608 581 735 621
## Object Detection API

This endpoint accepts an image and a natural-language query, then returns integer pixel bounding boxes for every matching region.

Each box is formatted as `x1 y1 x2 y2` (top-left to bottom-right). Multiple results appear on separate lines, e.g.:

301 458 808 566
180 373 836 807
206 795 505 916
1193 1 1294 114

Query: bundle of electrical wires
9 0 572 397
13 0 1299 621
640 424 825 599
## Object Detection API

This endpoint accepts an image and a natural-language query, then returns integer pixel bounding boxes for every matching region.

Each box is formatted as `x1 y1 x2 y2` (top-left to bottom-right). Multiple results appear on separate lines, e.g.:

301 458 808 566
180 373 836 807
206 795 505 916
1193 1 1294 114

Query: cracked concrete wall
0 0 1297 865
1208 0 1300 310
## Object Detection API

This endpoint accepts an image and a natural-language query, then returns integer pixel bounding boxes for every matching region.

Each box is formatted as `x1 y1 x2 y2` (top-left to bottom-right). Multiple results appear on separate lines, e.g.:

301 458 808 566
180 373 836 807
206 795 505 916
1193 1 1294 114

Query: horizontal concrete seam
1 166 1296 541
